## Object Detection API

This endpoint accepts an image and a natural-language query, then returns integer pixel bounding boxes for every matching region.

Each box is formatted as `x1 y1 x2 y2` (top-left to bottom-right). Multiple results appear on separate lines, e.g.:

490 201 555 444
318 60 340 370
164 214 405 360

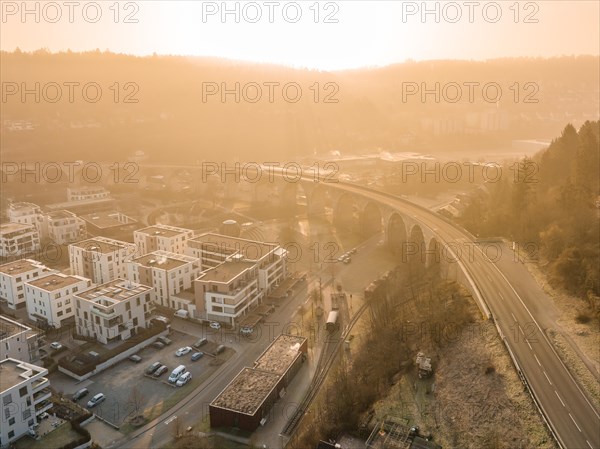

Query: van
174 309 189 319
168 365 186 383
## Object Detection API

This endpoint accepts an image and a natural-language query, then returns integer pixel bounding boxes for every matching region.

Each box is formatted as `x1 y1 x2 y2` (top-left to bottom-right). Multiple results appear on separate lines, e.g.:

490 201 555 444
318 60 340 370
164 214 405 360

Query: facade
6 202 45 240
0 316 41 363
209 334 307 431
74 279 153 344
69 237 136 284
134 225 194 255
194 261 261 325
0 358 52 447
67 185 111 202
127 250 200 310
0 259 54 310
0 223 41 258
186 233 287 294
25 273 92 328
45 210 87 245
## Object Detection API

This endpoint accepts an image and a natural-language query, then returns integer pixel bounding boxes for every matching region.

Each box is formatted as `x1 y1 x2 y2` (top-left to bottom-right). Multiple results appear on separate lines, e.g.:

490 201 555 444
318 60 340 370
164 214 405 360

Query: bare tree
127 386 145 419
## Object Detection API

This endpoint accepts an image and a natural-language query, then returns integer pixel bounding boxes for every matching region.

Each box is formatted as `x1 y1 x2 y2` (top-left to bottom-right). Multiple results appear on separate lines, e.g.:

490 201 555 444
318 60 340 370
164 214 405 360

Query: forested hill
1 51 598 162
460 121 600 306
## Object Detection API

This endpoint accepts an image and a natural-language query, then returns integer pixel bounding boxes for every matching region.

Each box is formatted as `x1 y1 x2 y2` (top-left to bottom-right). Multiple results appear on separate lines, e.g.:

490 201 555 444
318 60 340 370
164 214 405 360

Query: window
66 298 71 305
19 386 27 397
3 394 12 405
66 307 71 313
136 297 140 306
8 417 15 426
8 430 14 439
213 305 223 313
22 409 31 420
57 302 62 308
57 311 63 317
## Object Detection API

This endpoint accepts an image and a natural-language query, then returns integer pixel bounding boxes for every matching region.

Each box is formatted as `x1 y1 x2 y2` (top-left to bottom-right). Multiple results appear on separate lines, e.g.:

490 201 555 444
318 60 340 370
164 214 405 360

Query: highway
335 181 600 449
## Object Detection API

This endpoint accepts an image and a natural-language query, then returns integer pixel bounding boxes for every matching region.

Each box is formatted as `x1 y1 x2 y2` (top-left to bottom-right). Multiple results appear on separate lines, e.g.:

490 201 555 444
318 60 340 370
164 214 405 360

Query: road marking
510 312 516 321
499 293 504 300
544 371 552 385
487 275 492 282
569 413 582 432
519 326 525 336
534 354 541 366
164 416 177 425
555 391 565 407
587 440 593 449
527 340 532 350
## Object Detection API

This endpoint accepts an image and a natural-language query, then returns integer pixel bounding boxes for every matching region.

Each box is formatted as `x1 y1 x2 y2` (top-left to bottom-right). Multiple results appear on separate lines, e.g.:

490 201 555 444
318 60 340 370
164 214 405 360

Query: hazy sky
1 1 599 69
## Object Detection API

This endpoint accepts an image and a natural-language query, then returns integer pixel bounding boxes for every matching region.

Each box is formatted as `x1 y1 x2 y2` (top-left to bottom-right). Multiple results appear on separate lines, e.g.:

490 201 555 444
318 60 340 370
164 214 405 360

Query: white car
240 326 253 335
175 346 192 357
86 393 106 408
176 371 192 386
209 321 221 330
50 342 63 350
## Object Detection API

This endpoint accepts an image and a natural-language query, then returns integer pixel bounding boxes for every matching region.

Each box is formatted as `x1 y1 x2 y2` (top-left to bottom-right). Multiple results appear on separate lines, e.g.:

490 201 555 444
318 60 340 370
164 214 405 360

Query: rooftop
0 259 49 276
136 225 193 238
254 334 306 375
80 211 137 229
197 261 255 284
45 197 114 211
131 251 196 271
46 210 77 220
210 367 280 416
0 315 31 341
27 273 88 292
0 222 36 235
189 233 278 261
8 202 41 212
68 185 109 193
70 237 134 254
76 278 151 303
0 358 47 392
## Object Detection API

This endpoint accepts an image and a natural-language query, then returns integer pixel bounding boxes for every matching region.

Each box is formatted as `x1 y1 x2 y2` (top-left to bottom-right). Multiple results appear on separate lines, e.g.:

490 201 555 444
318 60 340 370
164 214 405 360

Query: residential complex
79 211 138 239
0 358 52 447
69 237 136 284
0 223 41 258
6 202 45 240
25 273 92 328
45 210 87 245
127 250 200 310
0 316 41 363
134 224 194 255
74 279 153 344
0 259 54 310
67 185 111 202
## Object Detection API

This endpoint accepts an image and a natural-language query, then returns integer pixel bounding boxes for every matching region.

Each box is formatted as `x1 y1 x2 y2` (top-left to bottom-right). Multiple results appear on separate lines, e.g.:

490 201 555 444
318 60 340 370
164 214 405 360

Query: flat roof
67 185 109 192
0 259 48 276
0 315 31 340
0 222 36 234
70 237 134 254
254 334 306 375
46 210 76 220
27 273 87 292
132 252 190 271
136 225 192 238
197 261 255 283
210 367 280 416
45 197 114 211
76 278 151 302
8 202 40 211
79 211 137 229
0 358 46 392
189 233 277 261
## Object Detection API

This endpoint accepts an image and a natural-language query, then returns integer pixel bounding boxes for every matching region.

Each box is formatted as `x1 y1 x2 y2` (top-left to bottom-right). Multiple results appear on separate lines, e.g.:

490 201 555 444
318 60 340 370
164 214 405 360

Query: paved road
336 182 600 449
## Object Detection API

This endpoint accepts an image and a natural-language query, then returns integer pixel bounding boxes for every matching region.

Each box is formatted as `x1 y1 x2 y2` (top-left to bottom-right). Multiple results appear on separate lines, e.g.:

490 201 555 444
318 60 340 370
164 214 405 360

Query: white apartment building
67 185 111 202
0 259 55 310
0 316 41 363
187 233 287 294
69 237 136 284
0 223 40 258
6 202 46 240
25 273 92 329
45 210 87 245
0 358 52 447
127 250 200 310
134 224 194 255
194 261 262 325
74 279 153 344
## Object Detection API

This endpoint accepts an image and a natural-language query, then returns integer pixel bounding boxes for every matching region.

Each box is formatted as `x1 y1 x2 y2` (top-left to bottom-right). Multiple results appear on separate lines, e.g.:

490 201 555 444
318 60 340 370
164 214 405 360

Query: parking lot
52 329 234 427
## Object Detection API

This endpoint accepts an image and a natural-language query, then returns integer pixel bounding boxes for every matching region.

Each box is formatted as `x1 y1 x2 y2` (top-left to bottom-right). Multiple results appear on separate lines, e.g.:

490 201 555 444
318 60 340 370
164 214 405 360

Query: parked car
153 315 171 324
145 361 162 375
173 309 189 318
176 371 192 387
193 337 207 349
128 354 142 363
215 344 225 355
50 342 63 350
158 336 172 346
87 393 106 408
153 365 168 377
191 352 204 361
27 428 37 437
209 321 221 330
343 257 351 264
240 326 254 335
152 341 165 350
72 388 89 401
175 346 192 357
39 412 50 420
168 365 186 383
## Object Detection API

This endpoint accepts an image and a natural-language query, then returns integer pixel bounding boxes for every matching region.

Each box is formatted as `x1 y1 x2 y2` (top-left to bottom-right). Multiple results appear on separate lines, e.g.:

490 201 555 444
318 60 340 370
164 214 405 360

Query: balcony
91 306 116 318
31 377 50 393
35 400 53 415
33 388 52 404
